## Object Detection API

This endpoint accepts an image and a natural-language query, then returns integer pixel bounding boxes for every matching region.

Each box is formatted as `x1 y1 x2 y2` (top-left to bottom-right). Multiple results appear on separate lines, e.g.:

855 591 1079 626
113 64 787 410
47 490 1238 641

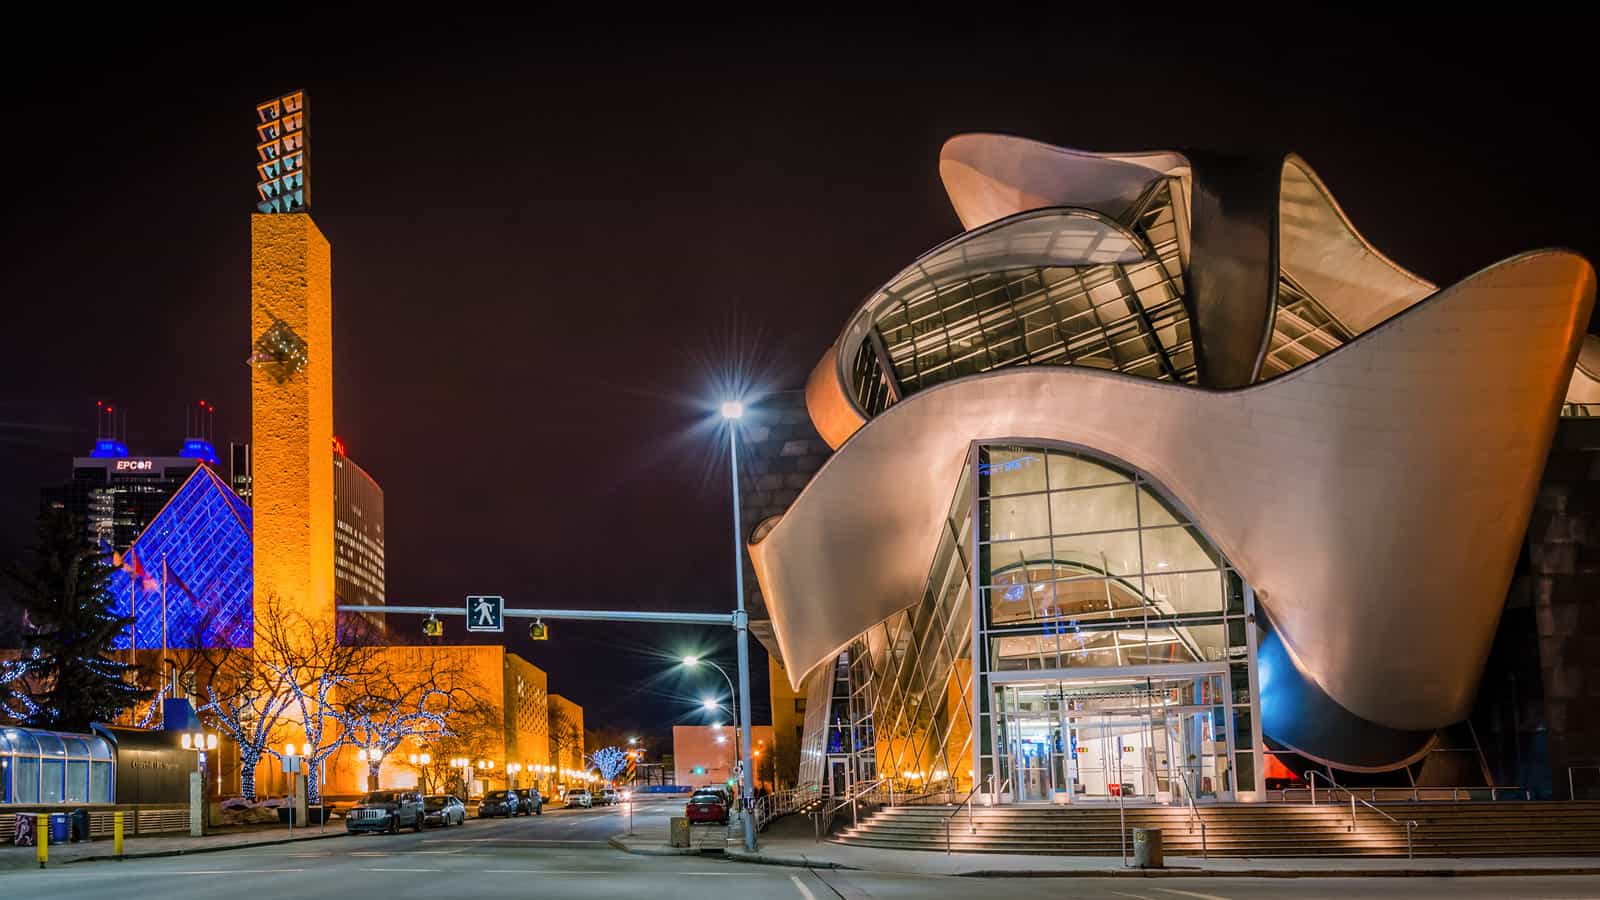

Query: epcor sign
114 459 155 472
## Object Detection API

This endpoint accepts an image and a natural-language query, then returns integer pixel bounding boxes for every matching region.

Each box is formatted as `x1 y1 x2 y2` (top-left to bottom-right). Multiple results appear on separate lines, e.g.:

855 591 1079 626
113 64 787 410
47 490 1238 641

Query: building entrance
993 671 1233 804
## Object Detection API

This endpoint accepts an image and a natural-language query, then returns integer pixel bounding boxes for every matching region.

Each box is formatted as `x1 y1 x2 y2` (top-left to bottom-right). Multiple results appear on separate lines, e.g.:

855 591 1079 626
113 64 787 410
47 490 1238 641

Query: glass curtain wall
796 441 1260 804
972 443 1258 802
823 463 977 800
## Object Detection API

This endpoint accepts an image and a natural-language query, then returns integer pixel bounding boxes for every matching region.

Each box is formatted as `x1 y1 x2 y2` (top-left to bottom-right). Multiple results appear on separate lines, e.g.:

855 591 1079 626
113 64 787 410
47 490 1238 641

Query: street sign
529 620 548 641
466 595 504 633
423 615 443 637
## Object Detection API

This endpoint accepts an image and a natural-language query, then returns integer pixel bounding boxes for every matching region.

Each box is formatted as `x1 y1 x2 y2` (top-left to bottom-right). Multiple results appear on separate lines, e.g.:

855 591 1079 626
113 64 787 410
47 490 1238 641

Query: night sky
2 16 1596 742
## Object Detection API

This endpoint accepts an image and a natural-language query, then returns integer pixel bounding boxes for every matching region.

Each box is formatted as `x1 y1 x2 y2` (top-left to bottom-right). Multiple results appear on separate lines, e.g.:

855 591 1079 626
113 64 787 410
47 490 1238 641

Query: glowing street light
719 400 744 420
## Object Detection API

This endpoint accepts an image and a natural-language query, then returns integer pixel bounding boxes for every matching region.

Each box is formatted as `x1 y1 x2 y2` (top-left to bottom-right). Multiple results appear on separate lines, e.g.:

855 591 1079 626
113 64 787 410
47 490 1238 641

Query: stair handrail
1304 769 1419 859
815 776 894 840
1168 738 1208 860
1570 765 1600 801
942 782 983 855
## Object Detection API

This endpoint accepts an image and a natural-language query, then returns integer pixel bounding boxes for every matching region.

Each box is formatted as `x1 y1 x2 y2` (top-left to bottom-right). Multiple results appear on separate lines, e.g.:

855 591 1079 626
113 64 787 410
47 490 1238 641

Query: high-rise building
42 436 223 552
227 440 386 612
333 439 385 611
228 442 252 505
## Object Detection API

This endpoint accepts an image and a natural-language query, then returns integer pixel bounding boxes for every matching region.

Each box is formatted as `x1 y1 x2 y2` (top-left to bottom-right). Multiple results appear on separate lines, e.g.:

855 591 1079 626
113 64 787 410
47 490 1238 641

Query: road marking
178 869 304 875
1152 889 1232 900
1109 892 1159 900
679 872 738 876
480 869 613 874
790 873 820 900
361 867 440 872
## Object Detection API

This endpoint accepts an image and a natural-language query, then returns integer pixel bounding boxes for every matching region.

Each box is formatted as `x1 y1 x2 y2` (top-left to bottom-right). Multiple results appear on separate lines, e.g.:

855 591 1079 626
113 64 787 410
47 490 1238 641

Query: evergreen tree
6 509 151 730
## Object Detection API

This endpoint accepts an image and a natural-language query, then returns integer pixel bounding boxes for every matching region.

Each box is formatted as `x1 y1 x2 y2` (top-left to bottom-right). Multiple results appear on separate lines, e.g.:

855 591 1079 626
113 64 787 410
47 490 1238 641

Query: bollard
36 813 48 868
114 811 125 858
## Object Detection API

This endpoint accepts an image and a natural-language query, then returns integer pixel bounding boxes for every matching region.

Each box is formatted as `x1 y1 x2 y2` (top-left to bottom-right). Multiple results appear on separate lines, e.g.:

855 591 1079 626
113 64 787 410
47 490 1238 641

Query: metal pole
730 421 757 854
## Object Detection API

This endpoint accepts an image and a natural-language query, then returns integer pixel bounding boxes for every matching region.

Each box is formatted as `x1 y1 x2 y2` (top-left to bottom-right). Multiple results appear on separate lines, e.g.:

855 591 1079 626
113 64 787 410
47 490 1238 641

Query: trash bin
669 816 691 848
48 813 70 844
70 808 90 843
1132 827 1164 868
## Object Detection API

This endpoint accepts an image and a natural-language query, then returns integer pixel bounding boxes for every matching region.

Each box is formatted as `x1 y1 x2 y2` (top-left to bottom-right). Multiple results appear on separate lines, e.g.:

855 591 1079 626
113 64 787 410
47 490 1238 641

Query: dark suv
477 789 521 818
514 788 543 816
346 790 426 834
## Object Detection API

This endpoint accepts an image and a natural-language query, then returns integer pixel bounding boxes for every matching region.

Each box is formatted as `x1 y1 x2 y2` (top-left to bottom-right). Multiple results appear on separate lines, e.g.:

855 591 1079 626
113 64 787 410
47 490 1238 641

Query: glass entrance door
993 672 1234 804
1006 716 1056 802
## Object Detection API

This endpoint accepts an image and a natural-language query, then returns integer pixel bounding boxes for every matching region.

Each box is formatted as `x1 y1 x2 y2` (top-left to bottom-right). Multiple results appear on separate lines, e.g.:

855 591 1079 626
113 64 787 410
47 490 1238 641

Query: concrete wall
672 724 774 790
250 213 336 639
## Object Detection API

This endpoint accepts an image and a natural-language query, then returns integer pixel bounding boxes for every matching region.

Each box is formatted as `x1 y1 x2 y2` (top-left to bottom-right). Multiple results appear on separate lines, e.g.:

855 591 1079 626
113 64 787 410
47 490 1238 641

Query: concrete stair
831 801 1600 857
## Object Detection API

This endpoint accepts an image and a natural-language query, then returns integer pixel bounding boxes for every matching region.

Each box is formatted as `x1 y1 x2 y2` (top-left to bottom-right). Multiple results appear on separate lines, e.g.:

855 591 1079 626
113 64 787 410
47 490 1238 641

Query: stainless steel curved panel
753 251 1595 734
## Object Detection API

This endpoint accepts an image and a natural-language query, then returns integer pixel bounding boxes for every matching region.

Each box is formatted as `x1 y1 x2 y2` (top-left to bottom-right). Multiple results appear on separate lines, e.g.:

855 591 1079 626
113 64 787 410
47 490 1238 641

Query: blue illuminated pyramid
108 466 253 649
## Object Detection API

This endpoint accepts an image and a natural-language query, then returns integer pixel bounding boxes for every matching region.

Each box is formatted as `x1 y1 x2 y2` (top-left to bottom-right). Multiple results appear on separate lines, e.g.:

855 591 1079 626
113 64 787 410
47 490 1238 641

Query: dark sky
2 15 1596 742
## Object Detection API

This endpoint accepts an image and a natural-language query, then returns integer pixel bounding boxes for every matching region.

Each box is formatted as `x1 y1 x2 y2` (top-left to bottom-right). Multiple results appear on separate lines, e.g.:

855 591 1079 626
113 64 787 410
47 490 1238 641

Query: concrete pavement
3 799 1600 897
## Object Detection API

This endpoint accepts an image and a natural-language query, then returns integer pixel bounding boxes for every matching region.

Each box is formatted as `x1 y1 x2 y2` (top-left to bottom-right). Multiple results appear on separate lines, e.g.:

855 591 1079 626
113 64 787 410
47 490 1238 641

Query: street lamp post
180 731 217 837
408 752 432 793
357 748 382 792
720 399 758 853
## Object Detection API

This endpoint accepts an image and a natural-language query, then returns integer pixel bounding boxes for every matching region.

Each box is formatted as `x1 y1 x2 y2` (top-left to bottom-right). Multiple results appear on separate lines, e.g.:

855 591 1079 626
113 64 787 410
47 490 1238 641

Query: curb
721 849 856 870
955 866 1600 879
606 835 706 857
707 847 1600 879
60 830 351 865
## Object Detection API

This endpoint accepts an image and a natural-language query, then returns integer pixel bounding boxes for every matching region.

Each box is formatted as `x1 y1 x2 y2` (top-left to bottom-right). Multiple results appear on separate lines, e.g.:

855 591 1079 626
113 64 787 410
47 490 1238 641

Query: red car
685 792 728 825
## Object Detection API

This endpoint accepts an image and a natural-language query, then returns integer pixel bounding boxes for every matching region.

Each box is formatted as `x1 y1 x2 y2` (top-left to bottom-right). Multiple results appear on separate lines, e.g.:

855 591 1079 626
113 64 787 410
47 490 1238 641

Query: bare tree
192 594 380 803
336 646 489 791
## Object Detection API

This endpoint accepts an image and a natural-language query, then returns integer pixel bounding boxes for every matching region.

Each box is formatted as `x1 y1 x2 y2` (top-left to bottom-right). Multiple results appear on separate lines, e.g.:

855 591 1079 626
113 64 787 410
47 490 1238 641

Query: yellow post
113 811 125 858
36 813 47 868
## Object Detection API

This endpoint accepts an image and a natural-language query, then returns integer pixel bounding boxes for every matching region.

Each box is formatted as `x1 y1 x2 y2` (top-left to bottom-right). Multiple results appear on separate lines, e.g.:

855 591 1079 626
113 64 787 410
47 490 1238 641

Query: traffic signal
529 620 548 641
423 615 443 638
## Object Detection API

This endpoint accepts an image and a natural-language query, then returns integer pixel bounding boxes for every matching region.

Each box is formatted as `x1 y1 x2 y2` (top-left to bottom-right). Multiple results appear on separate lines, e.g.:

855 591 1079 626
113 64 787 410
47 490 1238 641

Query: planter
275 805 334 825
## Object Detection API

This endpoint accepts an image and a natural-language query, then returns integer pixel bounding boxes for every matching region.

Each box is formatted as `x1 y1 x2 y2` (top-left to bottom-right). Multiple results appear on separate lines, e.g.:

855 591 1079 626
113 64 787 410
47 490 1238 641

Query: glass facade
802 441 1261 804
0 727 114 805
1258 274 1354 379
847 181 1195 416
108 467 254 649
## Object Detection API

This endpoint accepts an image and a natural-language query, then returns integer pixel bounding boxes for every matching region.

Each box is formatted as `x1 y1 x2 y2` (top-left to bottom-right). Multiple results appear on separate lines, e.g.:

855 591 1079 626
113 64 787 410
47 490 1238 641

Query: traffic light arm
337 605 737 627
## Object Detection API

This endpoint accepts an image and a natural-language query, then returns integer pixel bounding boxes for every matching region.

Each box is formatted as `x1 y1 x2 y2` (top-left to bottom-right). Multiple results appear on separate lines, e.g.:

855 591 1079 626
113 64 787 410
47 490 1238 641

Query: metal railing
1306 770 1419 859
753 786 808 832
1170 765 1208 859
1570 766 1600 801
1289 776 1528 804
1163 722 1207 859
813 777 895 842
942 783 982 854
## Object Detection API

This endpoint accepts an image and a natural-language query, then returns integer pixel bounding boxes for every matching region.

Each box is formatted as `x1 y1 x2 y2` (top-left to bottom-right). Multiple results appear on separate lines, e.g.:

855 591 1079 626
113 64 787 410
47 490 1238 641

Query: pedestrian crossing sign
466 595 504 633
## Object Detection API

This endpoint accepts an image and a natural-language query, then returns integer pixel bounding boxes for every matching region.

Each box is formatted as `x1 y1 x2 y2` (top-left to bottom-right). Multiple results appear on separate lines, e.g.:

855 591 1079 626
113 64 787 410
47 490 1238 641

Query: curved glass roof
0 726 113 759
840 185 1195 418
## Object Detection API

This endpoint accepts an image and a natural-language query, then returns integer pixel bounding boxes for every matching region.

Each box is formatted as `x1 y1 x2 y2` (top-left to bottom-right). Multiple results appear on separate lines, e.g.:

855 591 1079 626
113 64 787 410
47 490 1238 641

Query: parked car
477 789 521 818
691 786 729 806
513 788 543 816
566 788 593 808
685 791 728 826
597 787 620 806
346 790 426 834
422 794 466 827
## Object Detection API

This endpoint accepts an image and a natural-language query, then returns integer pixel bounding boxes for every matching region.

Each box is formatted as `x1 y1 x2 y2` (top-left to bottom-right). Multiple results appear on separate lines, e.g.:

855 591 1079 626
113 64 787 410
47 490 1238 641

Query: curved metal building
751 134 1596 801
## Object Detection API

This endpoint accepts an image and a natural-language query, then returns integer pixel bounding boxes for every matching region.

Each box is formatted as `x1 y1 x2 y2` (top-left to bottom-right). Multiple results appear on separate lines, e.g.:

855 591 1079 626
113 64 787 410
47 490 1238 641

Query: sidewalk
0 823 350 872
609 815 1600 878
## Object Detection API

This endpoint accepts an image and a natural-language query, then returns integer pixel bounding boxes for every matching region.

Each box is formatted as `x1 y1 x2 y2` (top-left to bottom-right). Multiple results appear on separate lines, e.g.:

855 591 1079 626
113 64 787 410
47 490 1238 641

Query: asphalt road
5 797 1600 899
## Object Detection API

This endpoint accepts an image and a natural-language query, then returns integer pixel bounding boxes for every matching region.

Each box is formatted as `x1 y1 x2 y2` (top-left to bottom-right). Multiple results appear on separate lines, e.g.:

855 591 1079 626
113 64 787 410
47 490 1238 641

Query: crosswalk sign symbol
466 595 504 633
